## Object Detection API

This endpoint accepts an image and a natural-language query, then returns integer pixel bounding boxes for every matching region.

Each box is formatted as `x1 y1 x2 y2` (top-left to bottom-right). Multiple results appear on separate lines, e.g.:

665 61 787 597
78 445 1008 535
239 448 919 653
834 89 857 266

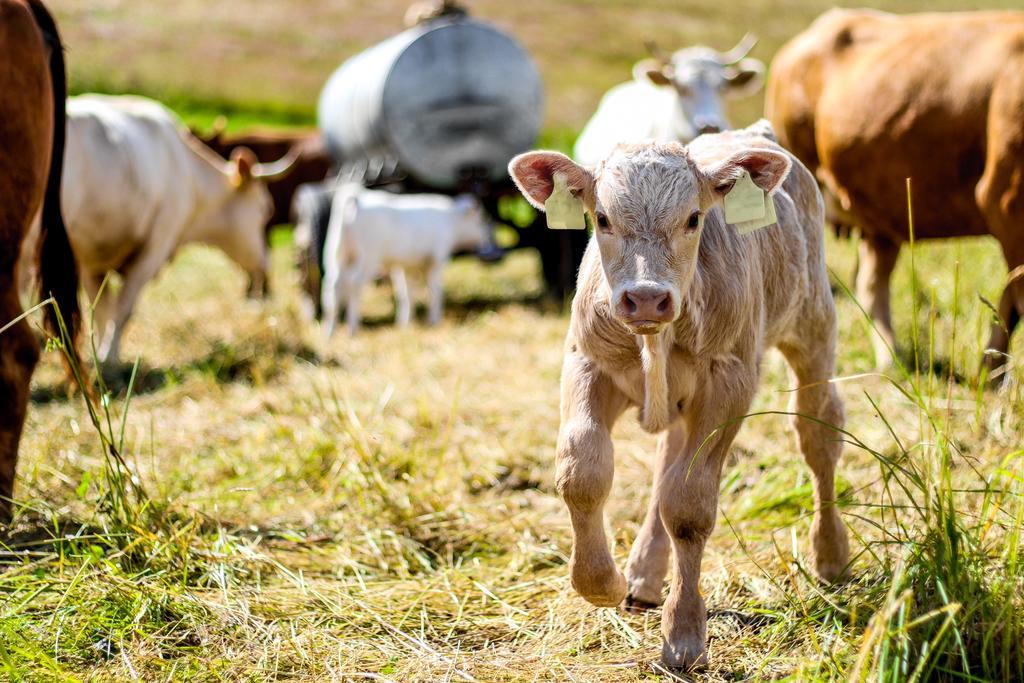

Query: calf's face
510 141 790 334
450 194 496 255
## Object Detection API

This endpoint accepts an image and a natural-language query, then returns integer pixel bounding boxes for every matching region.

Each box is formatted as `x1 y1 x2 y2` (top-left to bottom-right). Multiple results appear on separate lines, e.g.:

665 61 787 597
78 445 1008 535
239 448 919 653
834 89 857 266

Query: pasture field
6 232 1023 681
3 0 1022 681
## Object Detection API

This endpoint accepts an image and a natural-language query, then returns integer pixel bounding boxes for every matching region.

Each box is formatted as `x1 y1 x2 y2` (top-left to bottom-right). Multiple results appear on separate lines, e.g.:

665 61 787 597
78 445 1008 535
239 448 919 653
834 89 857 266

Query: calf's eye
596 212 611 233
686 211 701 230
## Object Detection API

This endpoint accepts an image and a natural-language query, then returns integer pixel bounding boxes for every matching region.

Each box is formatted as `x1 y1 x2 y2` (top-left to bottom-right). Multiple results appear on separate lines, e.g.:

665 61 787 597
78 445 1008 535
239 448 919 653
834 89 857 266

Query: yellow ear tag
734 191 778 234
544 172 586 230
723 171 766 224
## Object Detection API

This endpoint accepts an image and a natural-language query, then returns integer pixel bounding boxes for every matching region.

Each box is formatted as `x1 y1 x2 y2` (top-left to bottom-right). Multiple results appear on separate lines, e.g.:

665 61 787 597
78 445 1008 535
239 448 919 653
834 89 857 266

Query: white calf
321 188 490 336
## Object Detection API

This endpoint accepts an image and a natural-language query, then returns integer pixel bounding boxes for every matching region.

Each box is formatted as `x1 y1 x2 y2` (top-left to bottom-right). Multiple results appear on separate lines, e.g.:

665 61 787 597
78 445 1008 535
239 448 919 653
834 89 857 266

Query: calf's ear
698 147 791 197
508 151 594 210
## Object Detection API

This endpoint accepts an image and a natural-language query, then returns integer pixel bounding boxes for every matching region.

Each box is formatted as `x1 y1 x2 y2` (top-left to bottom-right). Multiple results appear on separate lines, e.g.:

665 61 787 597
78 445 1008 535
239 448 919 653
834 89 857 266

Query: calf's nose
696 122 721 135
616 287 675 324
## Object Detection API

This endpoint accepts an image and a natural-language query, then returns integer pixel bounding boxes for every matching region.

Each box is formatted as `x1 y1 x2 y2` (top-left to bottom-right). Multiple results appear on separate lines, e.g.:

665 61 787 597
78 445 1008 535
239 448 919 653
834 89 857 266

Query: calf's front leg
623 427 683 609
390 267 411 327
658 368 757 670
557 351 628 606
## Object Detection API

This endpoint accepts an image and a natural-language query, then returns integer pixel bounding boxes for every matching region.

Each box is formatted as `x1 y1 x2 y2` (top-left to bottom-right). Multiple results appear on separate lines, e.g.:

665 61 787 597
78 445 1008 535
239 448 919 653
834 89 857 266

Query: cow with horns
573 34 766 166
20 95 299 364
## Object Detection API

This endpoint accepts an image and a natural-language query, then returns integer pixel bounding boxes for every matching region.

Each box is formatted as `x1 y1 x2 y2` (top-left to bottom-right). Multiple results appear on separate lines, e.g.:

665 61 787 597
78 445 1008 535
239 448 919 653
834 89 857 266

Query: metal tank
317 15 543 191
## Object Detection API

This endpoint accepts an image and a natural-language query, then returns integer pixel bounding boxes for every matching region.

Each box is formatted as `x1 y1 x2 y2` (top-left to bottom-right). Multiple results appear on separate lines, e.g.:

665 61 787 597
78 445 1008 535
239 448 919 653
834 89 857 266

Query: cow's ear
230 147 257 188
634 58 673 87
210 115 228 139
698 148 791 197
723 58 765 98
508 151 594 210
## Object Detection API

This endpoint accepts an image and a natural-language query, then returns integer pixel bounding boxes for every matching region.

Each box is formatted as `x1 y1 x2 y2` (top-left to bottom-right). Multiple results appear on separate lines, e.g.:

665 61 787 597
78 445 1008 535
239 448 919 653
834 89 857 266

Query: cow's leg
778 338 850 582
623 427 684 609
658 366 757 670
426 260 445 326
0 281 40 523
977 64 1024 380
557 350 628 606
82 271 112 355
982 264 1024 381
854 235 900 369
97 247 170 364
390 267 411 328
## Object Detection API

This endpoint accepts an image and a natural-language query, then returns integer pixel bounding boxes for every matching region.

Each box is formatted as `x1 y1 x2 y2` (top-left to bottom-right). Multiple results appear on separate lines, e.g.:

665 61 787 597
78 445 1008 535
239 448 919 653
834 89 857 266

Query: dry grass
4 230 1022 680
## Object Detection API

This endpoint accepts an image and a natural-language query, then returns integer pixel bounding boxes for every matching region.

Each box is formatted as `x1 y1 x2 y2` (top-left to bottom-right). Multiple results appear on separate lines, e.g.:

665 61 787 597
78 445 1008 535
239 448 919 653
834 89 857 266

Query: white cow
573 35 765 166
22 94 297 364
321 187 491 336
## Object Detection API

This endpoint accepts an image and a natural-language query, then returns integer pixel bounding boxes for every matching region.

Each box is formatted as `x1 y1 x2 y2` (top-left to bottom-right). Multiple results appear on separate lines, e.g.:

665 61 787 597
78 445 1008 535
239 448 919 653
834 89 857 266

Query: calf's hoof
812 515 850 583
625 572 665 608
814 553 850 584
570 557 628 607
623 594 660 613
662 637 708 671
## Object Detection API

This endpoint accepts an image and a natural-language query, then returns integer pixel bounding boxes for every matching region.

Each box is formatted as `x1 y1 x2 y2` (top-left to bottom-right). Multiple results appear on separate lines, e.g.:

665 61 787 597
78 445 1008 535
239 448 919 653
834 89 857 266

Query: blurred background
52 0 1020 142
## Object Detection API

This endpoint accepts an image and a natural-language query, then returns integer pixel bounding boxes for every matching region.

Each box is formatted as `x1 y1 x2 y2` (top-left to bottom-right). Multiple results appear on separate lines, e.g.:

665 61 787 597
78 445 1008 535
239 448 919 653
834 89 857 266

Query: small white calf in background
321 188 491 336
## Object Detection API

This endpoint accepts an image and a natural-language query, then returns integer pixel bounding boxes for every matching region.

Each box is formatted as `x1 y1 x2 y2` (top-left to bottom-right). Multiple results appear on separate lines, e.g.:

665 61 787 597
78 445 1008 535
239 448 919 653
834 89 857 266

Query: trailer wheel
537 225 589 301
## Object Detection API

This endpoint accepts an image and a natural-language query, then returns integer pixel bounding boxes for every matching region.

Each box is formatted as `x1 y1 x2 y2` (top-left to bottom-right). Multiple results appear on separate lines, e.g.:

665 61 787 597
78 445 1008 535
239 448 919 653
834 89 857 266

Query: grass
5 1 1022 680
4 227 1022 680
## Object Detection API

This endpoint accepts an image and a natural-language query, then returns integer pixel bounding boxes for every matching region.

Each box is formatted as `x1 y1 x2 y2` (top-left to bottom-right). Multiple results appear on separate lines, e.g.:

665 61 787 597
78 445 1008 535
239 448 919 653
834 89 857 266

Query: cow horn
253 147 301 181
644 39 670 65
718 32 757 64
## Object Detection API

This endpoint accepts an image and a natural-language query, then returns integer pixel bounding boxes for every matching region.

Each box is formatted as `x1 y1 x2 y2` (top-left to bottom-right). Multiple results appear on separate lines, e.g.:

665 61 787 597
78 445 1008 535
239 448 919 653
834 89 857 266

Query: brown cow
1 0 80 522
509 121 848 669
767 9 1024 378
196 124 332 235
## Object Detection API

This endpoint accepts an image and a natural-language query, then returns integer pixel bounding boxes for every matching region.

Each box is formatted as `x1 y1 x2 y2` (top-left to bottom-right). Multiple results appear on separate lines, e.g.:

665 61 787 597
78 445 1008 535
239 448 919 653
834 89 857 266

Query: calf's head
509 140 790 334
450 194 496 255
636 35 764 139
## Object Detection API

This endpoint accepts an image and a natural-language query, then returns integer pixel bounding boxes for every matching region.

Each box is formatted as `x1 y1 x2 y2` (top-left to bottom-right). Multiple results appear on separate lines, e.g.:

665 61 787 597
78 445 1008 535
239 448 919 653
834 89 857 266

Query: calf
42 95 296 364
509 121 848 669
321 188 490 336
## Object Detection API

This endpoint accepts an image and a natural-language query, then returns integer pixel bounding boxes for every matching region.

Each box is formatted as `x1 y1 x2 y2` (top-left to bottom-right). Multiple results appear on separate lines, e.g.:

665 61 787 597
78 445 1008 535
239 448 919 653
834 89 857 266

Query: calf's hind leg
557 351 628 606
778 338 849 581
